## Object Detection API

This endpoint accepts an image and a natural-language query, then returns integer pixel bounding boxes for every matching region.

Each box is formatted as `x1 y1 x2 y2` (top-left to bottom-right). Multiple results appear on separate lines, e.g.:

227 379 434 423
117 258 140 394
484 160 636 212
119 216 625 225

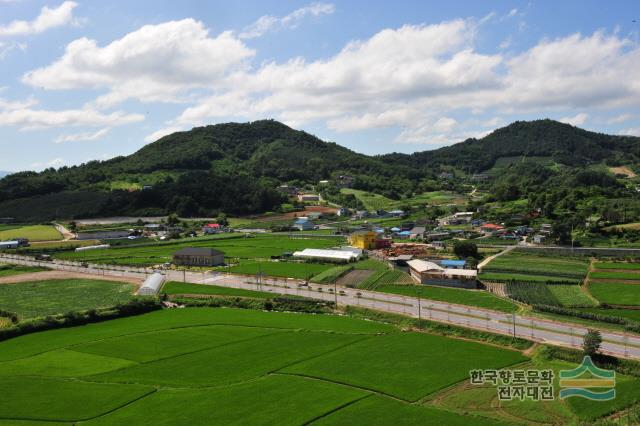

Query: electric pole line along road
2 253 639 360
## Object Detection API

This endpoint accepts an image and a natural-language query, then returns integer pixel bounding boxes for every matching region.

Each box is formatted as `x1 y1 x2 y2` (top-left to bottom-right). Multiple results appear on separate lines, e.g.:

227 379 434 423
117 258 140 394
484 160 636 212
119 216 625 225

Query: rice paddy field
0 263 45 277
0 279 135 320
586 262 640 307
52 234 344 267
479 251 589 284
0 308 531 424
377 284 519 313
0 224 62 241
161 281 277 299
340 189 466 211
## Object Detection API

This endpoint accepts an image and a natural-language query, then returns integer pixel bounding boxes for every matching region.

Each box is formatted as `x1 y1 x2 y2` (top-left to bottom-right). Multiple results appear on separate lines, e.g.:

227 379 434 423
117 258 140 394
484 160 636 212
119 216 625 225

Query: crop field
161 281 277 299
546 285 598 307
340 189 466 211
0 224 62 241
588 282 640 306
377 284 519 313
0 308 528 424
479 272 581 284
594 262 640 271
505 282 560 306
53 234 343 266
228 260 331 279
0 279 135 319
0 263 45 277
311 265 353 283
590 271 640 281
481 251 588 282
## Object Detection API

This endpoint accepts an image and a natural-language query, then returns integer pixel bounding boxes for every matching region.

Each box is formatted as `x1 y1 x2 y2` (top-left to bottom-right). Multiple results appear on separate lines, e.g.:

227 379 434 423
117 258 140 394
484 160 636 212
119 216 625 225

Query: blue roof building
439 259 467 269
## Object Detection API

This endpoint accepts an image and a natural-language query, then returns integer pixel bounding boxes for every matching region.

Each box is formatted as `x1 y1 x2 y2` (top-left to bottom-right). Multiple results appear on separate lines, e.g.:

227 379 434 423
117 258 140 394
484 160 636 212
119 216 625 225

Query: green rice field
161 281 277 299
588 282 640 306
0 279 135 319
53 234 344 266
0 224 62 242
377 284 519 313
481 251 588 282
0 308 528 424
594 262 640 271
228 260 331 279
0 263 45 277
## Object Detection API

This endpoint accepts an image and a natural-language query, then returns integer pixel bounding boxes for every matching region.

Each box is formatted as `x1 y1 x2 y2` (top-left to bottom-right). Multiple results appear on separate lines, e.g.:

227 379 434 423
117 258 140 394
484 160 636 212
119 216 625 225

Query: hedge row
343 306 533 351
0 298 162 342
532 304 640 334
540 345 640 378
169 295 335 314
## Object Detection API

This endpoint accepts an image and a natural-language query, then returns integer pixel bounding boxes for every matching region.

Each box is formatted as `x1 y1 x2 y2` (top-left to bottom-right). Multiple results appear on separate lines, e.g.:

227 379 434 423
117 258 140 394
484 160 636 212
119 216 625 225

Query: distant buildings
297 194 320 202
293 218 315 231
293 248 361 263
0 241 19 250
349 230 377 249
277 185 299 195
480 223 504 235
203 223 223 234
173 248 225 267
76 230 131 240
336 207 349 217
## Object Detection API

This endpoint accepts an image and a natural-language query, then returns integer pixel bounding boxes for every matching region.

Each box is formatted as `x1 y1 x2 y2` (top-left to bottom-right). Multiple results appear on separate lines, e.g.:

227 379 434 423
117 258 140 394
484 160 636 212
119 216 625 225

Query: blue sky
0 0 639 172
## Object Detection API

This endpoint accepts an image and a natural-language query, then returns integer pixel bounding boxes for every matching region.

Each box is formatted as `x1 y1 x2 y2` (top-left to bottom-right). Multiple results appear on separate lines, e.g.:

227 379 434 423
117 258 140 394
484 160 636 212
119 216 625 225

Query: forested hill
0 119 638 221
382 119 640 173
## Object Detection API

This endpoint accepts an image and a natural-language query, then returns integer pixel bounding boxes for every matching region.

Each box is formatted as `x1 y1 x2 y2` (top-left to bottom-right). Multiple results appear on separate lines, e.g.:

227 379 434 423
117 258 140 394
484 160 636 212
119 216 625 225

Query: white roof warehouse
293 248 361 263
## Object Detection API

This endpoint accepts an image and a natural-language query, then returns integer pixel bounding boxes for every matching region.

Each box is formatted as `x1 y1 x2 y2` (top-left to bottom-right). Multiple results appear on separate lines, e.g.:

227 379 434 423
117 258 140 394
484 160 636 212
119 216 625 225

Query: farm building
407 259 478 289
298 194 320 202
202 223 222 234
349 230 377 249
277 185 298 195
293 248 360 263
173 248 225 267
480 223 504 235
439 259 466 269
292 218 315 231
336 207 349 216
75 244 110 252
138 273 166 296
409 227 426 239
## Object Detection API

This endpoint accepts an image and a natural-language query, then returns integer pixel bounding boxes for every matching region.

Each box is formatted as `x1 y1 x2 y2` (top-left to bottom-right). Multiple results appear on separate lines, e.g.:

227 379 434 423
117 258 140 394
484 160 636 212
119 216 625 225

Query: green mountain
0 119 638 221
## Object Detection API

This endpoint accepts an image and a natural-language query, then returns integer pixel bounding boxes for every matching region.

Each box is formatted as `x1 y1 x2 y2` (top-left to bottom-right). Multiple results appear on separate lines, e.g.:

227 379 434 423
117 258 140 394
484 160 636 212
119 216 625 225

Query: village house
336 207 349 217
172 248 225 267
277 185 299 195
409 226 426 239
297 194 320 202
293 218 315 231
202 223 223 234
480 223 504 235
349 230 377 249
337 175 355 188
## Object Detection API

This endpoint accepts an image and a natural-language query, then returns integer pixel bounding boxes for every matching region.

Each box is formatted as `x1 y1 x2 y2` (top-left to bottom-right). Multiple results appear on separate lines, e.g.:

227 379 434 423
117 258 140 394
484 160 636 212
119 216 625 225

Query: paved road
2 253 640 360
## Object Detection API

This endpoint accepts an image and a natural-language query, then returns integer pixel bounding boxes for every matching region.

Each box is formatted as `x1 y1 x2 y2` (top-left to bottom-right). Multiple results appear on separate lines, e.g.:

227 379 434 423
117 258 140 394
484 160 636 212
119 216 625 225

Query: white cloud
144 126 184 142
0 106 143 130
0 1 78 37
54 127 109 143
30 157 66 171
619 127 640 136
0 40 26 59
239 2 334 39
559 112 588 126
23 19 254 107
608 113 634 124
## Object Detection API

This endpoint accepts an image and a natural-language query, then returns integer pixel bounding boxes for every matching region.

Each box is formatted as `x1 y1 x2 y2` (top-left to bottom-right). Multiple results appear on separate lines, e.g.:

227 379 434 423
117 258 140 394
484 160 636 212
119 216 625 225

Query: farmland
0 279 135 319
480 251 588 284
0 308 529 424
53 234 344 267
340 188 466 211
0 224 62 241
0 263 45 277
588 282 640 306
378 284 519 313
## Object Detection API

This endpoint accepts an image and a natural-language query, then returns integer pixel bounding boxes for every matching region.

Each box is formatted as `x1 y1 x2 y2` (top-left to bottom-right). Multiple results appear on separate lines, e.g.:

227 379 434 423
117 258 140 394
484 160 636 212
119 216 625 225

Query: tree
583 329 602 357
453 240 478 259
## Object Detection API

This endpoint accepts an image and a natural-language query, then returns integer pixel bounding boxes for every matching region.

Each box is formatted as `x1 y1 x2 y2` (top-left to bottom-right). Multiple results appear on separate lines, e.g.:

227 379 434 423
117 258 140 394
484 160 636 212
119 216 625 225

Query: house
431 240 446 250
349 230 377 250
539 224 553 235
145 224 165 232
203 223 222 234
277 185 298 195
173 248 225 267
395 231 411 239
293 218 315 231
400 222 415 231
388 254 413 266
337 175 355 188
409 226 426 239
480 223 504 235
298 194 320 202
336 207 349 217
355 210 369 219
407 259 477 289
375 238 392 248
389 210 405 218
306 212 323 221
453 212 474 222
425 231 450 241
532 234 546 244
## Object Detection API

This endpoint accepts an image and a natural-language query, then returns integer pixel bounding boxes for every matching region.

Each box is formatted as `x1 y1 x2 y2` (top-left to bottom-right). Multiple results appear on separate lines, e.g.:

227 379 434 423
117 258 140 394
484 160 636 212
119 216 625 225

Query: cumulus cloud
0 1 78 37
54 127 109 143
0 106 143 130
559 112 588 126
239 2 335 39
144 126 185 142
608 113 634 124
23 19 254 107
30 157 66 171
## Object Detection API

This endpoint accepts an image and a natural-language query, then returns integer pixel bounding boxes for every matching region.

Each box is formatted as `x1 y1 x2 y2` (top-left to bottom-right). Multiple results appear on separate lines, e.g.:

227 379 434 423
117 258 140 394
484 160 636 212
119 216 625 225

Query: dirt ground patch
335 269 374 287
0 270 143 287
609 166 637 178
248 206 338 223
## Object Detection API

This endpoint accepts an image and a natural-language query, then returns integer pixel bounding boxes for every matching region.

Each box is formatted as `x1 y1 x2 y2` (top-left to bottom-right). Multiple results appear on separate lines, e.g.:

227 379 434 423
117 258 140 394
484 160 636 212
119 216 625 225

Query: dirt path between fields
0 270 143 287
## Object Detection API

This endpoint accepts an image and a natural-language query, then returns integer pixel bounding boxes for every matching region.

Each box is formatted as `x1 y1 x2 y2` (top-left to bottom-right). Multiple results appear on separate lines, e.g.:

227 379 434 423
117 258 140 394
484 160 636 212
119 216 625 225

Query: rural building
293 248 360 263
298 194 320 202
389 210 405 218
337 175 355 188
0 240 19 250
293 218 315 231
277 185 298 195
76 230 131 240
532 234 546 244
336 207 349 217
145 224 165 232
349 230 377 249
138 273 166 296
75 244 110 252
173 248 225 267
439 259 466 269
409 226 426 239
203 223 222 234
306 212 322 220
407 259 477 289
425 231 450 241
480 223 504 235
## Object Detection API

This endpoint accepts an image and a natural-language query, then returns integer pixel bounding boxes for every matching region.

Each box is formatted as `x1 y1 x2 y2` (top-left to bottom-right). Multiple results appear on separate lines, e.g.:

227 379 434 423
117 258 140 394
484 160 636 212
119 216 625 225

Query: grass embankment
161 281 276 299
